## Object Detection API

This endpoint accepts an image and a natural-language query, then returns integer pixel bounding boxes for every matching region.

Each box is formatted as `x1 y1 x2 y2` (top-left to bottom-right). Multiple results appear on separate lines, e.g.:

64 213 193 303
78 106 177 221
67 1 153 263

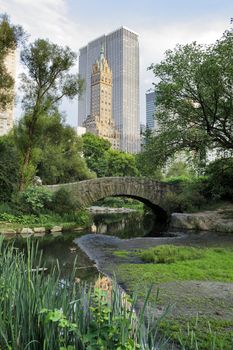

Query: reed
0 238 169 350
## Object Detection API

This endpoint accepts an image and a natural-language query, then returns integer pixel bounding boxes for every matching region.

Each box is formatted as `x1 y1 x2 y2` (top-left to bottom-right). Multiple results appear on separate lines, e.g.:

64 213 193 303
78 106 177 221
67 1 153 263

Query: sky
1 0 233 126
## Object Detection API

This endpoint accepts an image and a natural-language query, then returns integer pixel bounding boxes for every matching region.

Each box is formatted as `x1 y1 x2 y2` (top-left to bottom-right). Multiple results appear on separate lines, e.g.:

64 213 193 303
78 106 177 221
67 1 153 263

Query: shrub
141 245 205 264
18 186 52 215
205 158 233 201
162 177 208 213
49 188 78 215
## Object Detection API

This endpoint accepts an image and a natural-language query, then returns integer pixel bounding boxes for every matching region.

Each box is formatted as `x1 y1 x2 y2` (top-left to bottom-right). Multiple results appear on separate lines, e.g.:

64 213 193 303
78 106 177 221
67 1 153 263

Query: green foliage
161 177 207 213
49 188 78 215
18 38 84 190
107 149 139 177
142 30 233 170
0 14 24 110
141 245 205 264
0 240 161 350
34 114 94 184
0 135 20 202
117 246 233 286
136 150 164 180
82 133 139 178
204 158 233 201
18 186 52 215
82 133 111 177
160 317 233 350
166 161 193 178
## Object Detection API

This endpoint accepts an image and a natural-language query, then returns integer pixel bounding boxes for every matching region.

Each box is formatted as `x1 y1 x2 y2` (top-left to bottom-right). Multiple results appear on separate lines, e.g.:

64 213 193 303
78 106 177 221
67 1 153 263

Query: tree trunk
19 145 31 191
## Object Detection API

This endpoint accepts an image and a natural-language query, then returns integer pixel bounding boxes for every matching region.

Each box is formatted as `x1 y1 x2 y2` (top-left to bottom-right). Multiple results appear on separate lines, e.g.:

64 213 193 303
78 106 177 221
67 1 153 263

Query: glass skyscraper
78 26 140 153
146 89 157 130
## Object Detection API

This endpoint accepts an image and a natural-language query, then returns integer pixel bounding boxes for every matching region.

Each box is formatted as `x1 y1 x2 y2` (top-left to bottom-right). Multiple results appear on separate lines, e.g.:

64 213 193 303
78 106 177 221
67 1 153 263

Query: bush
49 188 78 215
141 245 205 264
162 177 208 213
18 186 52 215
205 158 233 201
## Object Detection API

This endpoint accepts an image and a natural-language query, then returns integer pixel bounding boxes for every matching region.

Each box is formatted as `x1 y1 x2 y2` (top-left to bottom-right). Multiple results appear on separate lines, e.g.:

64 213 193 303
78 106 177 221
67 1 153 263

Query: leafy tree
82 133 111 177
82 133 140 177
36 113 94 184
0 135 20 202
166 161 193 178
205 158 233 201
146 30 233 167
14 112 93 185
107 149 139 177
0 14 24 110
18 38 84 190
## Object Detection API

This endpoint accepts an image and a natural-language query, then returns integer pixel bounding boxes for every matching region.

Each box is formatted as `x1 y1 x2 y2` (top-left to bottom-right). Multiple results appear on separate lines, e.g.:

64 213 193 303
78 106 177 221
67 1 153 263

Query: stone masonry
45 177 177 216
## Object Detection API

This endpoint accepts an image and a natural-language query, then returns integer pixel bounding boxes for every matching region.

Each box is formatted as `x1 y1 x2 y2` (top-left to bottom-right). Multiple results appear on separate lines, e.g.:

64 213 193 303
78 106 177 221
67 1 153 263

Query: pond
14 210 156 282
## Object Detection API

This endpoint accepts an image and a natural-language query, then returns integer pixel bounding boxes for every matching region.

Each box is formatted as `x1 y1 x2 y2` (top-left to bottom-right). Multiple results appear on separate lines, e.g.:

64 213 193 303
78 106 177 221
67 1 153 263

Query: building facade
78 26 140 153
146 89 157 131
0 50 16 136
83 49 120 150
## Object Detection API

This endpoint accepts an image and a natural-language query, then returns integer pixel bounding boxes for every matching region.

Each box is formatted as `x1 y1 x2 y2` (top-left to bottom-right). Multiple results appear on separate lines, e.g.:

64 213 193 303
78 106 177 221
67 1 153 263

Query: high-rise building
83 48 120 149
146 89 157 130
78 26 140 153
0 50 16 136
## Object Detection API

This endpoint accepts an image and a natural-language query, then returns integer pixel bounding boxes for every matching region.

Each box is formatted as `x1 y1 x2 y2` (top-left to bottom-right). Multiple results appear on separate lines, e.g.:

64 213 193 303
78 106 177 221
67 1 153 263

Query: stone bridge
46 177 178 221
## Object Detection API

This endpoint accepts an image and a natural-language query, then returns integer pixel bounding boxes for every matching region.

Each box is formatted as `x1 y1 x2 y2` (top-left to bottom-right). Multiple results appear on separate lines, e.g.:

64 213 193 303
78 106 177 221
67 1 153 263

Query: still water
16 211 154 282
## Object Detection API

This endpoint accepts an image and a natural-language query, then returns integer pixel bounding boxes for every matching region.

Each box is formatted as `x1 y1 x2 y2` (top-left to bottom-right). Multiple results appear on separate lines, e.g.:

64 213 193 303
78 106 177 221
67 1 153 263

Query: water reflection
92 211 155 238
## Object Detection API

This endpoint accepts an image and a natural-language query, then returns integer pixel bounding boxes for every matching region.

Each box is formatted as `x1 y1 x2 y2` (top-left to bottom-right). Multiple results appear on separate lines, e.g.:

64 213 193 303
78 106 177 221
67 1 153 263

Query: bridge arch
46 177 177 222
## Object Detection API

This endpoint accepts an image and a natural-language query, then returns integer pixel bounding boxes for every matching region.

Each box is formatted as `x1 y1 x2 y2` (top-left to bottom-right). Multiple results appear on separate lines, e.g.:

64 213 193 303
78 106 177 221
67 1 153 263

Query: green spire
100 46 105 60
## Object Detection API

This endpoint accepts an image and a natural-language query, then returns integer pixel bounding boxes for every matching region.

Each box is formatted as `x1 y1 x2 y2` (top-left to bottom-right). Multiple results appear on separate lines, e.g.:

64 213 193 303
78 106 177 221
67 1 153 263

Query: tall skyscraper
146 89 157 130
83 48 120 149
0 50 16 136
78 26 140 153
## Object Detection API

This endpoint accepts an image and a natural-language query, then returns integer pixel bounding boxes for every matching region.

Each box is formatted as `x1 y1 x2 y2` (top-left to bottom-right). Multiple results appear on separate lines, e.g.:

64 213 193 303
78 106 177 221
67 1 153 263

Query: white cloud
0 1 230 125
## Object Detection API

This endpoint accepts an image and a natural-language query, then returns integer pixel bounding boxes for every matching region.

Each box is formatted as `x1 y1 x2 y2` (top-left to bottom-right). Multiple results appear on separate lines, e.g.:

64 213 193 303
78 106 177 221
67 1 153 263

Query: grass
0 210 90 231
159 317 233 350
141 245 205 264
114 244 233 349
116 245 233 287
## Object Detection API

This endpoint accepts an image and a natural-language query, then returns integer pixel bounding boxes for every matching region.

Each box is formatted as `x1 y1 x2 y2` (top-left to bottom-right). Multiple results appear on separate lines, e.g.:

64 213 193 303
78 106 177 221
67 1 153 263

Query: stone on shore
33 227 46 233
21 227 34 235
0 229 17 238
50 226 62 233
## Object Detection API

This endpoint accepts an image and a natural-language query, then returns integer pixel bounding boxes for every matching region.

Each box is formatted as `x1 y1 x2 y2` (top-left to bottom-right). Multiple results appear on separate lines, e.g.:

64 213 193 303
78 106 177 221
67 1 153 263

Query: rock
91 224 97 233
170 212 233 233
33 227 46 233
0 229 16 238
50 226 62 233
21 228 34 235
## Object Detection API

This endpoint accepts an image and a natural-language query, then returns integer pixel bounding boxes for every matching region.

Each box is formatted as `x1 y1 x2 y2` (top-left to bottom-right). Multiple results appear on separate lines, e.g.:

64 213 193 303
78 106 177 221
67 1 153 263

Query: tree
36 113 94 184
147 30 233 166
0 135 20 202
14 112 94 185
107 149 139 177
0 14 24 110
82 133 111 177
82 133 140 177
18 38 84 190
